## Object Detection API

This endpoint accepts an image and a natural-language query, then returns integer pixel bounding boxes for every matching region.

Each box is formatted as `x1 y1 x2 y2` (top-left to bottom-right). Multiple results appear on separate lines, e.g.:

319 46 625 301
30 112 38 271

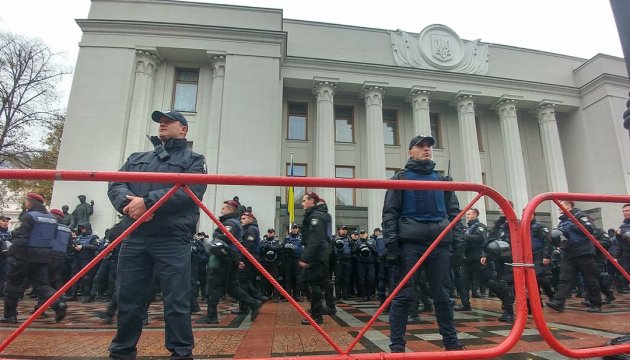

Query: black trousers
554 254 602 307
4 257 61 319
108 235 193 360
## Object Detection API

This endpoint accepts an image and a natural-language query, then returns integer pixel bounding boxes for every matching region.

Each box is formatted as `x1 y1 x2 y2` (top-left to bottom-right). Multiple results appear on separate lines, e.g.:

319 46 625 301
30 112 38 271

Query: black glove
380 244 401 266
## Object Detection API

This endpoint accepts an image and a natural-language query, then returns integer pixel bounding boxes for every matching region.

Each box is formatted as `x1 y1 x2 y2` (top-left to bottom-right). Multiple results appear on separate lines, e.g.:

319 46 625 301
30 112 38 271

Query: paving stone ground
0 292 629 359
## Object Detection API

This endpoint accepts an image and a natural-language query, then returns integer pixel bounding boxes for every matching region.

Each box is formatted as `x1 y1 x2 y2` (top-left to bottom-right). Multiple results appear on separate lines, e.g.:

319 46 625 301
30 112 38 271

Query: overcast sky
0 0 625 109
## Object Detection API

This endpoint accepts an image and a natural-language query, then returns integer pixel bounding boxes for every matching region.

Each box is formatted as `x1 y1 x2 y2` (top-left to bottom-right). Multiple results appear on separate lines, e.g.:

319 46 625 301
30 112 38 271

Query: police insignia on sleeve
247 235 255 242
478 226 486 233
225 225 232 232
310 218 319 226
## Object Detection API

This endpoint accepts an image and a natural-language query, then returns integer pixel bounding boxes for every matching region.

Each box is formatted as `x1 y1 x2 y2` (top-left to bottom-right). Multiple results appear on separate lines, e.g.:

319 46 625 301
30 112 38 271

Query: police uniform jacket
9 203 55 263
242 223 261 258
617 218 630 259
382 159 464 254
557 208 596 259
530 219 553 262
108 137 207 238
464 219 487 261
300 205 329 265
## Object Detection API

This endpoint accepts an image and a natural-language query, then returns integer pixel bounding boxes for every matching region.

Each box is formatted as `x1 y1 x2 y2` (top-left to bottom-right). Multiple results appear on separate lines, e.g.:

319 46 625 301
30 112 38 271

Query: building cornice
282 56 581 104
578 73 630 97
77 19 287 59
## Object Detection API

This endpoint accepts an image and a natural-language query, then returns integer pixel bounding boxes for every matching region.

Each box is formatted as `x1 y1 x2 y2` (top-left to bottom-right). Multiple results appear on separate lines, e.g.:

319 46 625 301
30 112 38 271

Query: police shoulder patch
247 235 255 242
310 218 319 226
225 225 232 232
478 225 486 233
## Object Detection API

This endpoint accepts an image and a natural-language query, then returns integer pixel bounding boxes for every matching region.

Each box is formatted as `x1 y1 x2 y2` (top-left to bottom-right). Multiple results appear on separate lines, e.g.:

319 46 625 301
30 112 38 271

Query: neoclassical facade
53 0 630 234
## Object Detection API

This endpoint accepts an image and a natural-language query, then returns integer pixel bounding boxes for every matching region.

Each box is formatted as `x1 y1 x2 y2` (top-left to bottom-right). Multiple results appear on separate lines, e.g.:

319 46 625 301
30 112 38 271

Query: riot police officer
530 214 555 302
71 222 101 303
234 211 265 315
332 226 352 300
617 204 630 292
0 193 67 324
197 200 263 324
0 215 13 297
354 230 377 301
259 229 283 302
283 224 304 301
546 200 602 313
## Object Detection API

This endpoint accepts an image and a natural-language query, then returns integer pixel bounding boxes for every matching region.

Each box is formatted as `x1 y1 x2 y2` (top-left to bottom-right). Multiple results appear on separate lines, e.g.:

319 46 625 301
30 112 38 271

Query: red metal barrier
0 169 526 359
521 192 630 359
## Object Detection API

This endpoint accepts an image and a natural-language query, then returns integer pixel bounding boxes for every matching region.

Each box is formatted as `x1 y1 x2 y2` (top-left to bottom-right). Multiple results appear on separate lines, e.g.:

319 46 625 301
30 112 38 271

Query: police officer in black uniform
481 205 516 322
283 224 304 301
354 230 377 301
107 110 207 359
530 213 555 302
234 211 265 315
197 200 263 324
457 208 487 311
546 200 602 313
259 229 283 302
382 135 465 352
617 204 630 292
332 225 352 300
298 191 330 325
0 193 67 324
0 215 13 297
190 233 208 313
49 209 72 292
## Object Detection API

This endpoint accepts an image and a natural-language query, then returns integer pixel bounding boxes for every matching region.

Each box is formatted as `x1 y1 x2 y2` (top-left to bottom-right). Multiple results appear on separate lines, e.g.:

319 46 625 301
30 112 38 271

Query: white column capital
362 86 385 107
535 103 557 124
496 99 518 118
408 90 430 111
456 95 476 114
135 51 160 75
313 81 337 102
211 56 226 78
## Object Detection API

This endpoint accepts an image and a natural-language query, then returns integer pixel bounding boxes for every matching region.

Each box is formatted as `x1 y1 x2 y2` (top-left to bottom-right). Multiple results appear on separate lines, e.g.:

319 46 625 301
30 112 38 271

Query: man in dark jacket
107 110 207 360
381 135 465 352
0 193 67 324
298 192 330 325
546 200 602 313
197 200 262 325
617 204 630 292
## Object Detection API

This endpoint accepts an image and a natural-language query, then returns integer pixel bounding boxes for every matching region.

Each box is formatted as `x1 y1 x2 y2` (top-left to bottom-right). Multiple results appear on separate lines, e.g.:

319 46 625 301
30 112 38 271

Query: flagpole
288 152 295 225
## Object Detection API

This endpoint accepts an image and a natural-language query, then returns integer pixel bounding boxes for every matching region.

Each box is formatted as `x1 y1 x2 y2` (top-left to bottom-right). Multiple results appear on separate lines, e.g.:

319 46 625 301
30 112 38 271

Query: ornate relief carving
391 24 489 75
497 99 518 118
211 56 226 78
363 87 384 107
313 81 336 102
409 90 430 111
535 103 557 124
135 51 159 75
456 95 476 115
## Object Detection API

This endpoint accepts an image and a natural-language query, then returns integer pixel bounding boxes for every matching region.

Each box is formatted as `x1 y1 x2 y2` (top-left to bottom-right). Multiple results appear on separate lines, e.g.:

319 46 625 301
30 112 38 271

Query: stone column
409 90 432 136
202 56 226 230
496 99 529 214
124 51 159 158
363 86 387 231
456 95 486 222
313 81 337 229
536 103 569 221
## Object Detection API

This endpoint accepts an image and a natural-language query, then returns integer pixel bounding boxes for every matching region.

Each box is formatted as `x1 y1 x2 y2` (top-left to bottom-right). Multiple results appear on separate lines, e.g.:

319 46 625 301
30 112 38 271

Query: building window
383 109 398 146
475 116 484 151
172 68 199 112
335 106 354 143
430 112 442 148
335 166 355 205
287 163 307 204
287 102 308 140
386 167 400 179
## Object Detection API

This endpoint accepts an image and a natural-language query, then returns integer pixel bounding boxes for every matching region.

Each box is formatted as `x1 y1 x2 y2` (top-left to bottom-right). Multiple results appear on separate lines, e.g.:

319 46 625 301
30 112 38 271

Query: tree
5 113 65 201
0 31 69 167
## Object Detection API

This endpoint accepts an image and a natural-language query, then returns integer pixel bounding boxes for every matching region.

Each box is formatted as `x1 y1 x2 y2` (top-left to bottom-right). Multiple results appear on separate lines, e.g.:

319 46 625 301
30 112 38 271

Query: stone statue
60 205 73 226
70 195 94 229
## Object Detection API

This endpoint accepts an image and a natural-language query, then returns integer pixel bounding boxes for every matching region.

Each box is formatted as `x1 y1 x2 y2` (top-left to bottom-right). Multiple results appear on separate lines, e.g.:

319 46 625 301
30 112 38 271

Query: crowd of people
0 111 629 358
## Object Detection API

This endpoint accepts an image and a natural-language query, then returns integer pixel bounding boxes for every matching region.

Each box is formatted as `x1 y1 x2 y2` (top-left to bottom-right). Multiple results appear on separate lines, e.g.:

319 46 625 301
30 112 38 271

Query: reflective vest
25 211 57 248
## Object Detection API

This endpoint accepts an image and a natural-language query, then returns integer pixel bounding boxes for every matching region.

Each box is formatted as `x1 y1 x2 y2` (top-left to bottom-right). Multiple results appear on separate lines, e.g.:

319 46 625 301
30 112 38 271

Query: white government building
52 0 630 235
